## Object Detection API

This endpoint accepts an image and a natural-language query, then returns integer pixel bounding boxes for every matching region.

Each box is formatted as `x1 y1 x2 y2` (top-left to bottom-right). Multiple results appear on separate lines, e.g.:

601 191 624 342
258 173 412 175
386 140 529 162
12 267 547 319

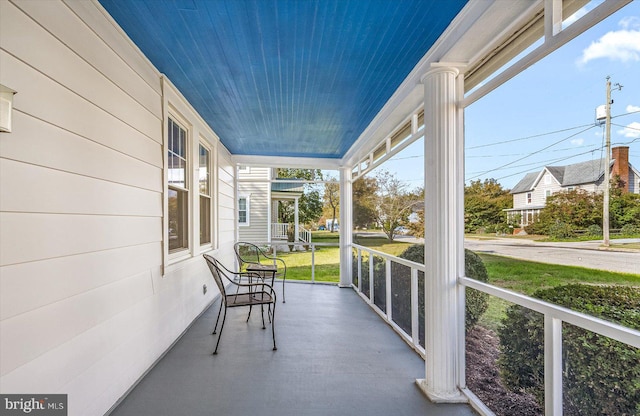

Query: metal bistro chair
234 242 287 303
203 254 277 354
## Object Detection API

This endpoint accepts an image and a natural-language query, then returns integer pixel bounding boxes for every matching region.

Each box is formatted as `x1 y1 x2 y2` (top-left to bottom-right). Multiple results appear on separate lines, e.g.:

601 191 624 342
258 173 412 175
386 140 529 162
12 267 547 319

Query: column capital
420 63 464 83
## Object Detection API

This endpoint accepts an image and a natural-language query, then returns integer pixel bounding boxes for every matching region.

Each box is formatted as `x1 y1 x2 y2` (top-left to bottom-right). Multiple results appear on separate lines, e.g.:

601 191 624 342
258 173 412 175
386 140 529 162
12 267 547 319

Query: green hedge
498 284 640 415
397 245 489 331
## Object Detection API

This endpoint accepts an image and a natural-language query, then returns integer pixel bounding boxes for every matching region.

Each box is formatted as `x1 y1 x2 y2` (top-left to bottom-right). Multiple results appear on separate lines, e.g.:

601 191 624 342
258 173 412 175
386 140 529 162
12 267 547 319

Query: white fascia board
231 154 342 170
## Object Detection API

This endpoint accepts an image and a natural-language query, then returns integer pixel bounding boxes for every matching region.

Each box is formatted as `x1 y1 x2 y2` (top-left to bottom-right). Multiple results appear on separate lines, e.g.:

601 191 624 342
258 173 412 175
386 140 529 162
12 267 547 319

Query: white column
339 168 353 288
416 65 466 403
294 197 300 242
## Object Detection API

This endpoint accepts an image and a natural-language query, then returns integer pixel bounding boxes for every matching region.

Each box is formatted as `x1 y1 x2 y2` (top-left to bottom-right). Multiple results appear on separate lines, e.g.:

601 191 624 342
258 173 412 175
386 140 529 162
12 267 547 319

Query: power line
467 143 600 159
466 123 594 150
477 148 604 183
467 125 596 180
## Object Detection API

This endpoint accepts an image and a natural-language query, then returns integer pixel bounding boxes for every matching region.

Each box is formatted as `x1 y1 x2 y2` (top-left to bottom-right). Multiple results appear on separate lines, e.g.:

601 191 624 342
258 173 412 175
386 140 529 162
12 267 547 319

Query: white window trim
238 194 250 226
526 192 532 205
199 140 214 248
167 113 191 261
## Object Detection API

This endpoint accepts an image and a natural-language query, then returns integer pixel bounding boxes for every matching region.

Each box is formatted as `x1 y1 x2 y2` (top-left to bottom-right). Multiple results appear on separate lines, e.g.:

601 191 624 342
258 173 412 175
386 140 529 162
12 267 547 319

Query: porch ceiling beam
232 155 343 170
463 0 632 107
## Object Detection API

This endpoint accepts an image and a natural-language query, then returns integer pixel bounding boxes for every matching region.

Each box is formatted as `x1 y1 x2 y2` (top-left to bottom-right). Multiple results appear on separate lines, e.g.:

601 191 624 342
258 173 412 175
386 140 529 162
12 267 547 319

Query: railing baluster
386 259 392 321
311 244 315 283
357 249 362 292
545 315 563 416
411 267 418 348
369 251 374 304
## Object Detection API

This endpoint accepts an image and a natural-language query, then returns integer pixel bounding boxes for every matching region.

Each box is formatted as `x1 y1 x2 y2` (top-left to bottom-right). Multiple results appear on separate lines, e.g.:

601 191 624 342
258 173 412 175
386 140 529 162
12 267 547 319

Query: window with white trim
238 196 249 226
199 143 212 245
526 192 532 204
168 117 189 253
545 190 552 198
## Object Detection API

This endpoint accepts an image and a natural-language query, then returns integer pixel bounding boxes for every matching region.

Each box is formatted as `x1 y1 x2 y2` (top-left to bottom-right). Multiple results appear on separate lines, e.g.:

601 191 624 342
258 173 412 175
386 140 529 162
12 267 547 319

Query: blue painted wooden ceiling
99 0 468 159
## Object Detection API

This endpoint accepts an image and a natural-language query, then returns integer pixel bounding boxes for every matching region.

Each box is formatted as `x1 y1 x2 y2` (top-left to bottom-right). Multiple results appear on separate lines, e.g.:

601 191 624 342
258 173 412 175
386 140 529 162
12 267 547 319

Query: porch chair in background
234 242 287 302
203 254 277 354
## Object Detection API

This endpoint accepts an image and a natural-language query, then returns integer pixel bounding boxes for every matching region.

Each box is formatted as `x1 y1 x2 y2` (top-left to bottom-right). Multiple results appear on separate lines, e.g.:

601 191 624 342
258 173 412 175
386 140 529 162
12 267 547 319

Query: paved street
464 238 640 275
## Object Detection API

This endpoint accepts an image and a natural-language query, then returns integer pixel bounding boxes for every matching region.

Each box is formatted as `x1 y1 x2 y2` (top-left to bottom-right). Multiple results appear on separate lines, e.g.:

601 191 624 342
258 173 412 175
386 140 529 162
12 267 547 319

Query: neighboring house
507 146 639 227
237 167 311 243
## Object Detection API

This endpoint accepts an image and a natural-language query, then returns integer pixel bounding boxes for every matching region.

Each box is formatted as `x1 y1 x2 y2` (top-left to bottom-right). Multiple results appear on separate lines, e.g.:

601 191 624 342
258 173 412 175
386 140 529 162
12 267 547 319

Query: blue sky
384 1 640 191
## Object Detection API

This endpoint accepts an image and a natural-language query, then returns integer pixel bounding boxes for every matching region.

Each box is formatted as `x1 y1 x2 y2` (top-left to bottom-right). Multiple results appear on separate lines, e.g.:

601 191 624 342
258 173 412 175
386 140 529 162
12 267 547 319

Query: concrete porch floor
109 282 477 416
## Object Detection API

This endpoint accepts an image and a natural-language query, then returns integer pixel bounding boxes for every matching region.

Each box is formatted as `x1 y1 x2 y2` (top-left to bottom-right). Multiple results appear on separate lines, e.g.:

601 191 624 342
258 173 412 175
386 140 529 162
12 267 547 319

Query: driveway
464 237 640 275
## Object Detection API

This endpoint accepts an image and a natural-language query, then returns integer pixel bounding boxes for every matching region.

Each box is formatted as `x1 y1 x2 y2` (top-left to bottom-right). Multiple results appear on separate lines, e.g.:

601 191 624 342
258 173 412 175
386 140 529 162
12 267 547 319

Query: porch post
416 64 466 403
339 168 353 288
294 197 300 242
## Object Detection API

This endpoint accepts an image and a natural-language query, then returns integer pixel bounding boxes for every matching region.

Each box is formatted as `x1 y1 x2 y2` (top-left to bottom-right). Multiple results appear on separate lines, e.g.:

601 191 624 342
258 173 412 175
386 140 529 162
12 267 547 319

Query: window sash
168 187 189 252
238 197 248 224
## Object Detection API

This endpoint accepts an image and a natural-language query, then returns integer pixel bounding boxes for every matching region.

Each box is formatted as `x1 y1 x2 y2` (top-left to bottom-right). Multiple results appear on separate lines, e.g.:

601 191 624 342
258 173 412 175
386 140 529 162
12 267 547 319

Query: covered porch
1 1 637 416
110 282 475 416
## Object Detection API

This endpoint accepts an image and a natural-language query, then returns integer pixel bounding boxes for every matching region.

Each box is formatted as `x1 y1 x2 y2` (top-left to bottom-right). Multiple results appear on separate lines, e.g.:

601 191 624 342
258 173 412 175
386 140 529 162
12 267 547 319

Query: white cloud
618 122 640 139
570 138 584 146
619 16 640 30
577 15 640 66
627 104 640 113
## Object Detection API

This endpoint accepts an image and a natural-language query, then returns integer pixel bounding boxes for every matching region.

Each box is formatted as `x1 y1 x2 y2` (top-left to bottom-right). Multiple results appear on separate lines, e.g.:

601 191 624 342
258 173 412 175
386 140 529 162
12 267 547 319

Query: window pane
200 196 211 245
168 118 187 189
168 188 188 252
238 197 247 224
199 145 209 195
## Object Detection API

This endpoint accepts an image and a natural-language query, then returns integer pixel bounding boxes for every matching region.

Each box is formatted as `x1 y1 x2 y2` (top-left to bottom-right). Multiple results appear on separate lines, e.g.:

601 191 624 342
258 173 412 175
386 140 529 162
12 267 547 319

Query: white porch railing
270 223 312 243
351 243 640 416
271 223 288 239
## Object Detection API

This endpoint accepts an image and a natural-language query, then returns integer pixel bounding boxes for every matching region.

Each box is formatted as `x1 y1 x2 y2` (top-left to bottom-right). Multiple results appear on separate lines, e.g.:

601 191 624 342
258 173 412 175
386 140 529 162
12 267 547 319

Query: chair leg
212 300 224 335
271 302 277 351
213 305 227 355
260 304 266 329
282 275 286 303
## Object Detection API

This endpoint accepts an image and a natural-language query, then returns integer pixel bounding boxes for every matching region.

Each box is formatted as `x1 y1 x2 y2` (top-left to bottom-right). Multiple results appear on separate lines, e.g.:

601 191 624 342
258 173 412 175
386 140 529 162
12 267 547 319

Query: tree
323 179 340 232
370 170 421 241
275 168 324 225
464 179 512 233
526 189 603 235
352 176 378 229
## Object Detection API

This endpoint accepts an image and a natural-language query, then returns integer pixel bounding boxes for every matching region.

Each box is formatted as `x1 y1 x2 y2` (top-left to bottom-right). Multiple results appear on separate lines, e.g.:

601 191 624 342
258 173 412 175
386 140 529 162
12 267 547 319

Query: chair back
234 242 262 267
203 254 227 297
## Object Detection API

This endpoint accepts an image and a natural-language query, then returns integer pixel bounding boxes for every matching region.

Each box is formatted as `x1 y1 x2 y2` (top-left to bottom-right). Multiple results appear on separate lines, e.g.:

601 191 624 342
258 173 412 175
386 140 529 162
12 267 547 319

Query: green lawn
282 233 639 331
277 231 412 282
476 253 640 330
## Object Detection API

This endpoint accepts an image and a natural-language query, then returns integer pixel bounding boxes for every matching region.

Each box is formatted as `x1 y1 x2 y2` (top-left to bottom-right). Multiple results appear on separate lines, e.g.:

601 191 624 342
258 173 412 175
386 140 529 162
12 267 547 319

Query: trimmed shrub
586 224 602 237
548 221 575 239
397 245 489 330
620 223 640 236
498 284 640 415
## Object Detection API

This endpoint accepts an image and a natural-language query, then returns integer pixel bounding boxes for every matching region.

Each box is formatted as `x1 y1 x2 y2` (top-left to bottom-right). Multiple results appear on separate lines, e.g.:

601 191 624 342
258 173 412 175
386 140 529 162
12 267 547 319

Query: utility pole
602 76 622 247
603 77 611 247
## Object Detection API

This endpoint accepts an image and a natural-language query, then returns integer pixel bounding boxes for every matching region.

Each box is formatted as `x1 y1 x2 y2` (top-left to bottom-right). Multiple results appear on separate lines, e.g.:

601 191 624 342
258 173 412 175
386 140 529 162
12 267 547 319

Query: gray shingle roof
271 182 305 193
511 158 610 194
510 172 539 194
552 158 607 186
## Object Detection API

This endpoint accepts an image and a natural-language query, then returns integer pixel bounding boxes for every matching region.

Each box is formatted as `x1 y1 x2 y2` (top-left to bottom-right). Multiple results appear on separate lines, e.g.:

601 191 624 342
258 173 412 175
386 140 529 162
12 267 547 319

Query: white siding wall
238 167 270 242
0 2 236 415
630 169 640 194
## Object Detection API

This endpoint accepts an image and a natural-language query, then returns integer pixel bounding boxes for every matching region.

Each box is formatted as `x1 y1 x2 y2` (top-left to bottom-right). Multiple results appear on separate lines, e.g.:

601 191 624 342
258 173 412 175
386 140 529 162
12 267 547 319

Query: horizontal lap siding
0 2 236 415
238 182 270 242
